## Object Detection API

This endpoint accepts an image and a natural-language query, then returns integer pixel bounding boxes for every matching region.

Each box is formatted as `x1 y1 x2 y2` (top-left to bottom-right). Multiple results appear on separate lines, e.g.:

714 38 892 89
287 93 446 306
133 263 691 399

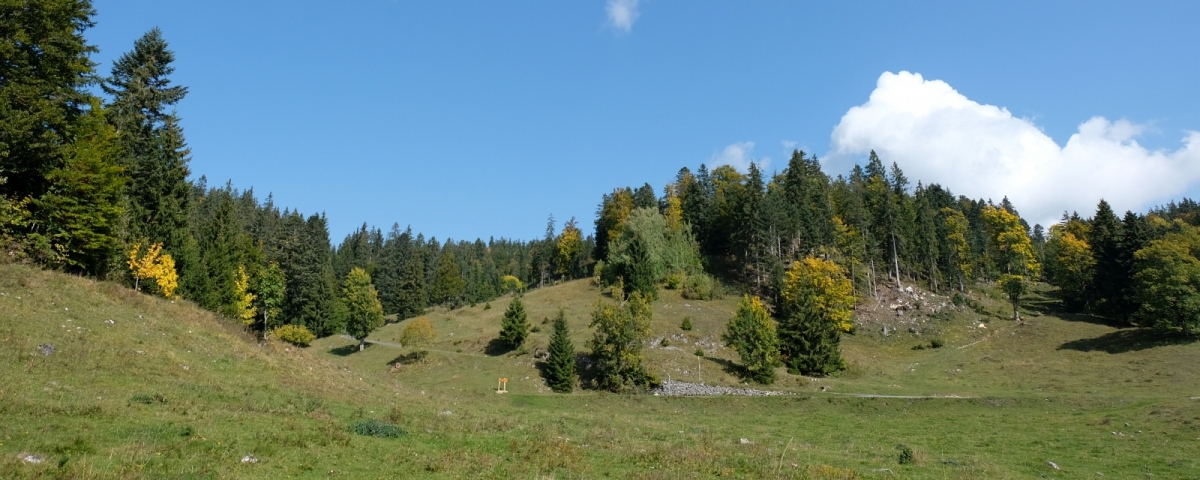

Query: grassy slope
3 263 1199 478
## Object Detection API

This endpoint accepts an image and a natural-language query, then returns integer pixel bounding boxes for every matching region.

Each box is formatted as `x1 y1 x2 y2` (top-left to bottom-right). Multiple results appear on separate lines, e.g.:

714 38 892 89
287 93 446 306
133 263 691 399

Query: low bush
352 419 405 438
680 317 693 331
665 273 684 290
930 338 945 349
681 273 717 300
271 324 316 347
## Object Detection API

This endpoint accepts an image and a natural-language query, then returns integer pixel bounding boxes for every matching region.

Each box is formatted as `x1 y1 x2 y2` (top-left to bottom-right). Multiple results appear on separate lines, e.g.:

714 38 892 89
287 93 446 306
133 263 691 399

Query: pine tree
0 0 98 202
394 243 428 319
499 296 529 348
343 267 384 351
431 250 465 307
722 295 780 384
104 28 195 281
1116 211 1148 324
544 309 576 393
1089 199 1123 316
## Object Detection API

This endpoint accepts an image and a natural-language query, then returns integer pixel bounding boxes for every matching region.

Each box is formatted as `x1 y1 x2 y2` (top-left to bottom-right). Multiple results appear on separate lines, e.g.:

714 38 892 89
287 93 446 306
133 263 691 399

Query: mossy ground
2 263 1198 478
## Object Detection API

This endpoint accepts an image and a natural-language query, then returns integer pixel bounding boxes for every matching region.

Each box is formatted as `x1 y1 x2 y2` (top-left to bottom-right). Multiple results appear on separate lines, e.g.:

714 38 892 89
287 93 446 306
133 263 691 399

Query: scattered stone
440 410 452 415
37 343 54 355
1047 461 1060 470
19 453 44 464
651 379 788 397
739 438 751 444
105 319 115 325
241 455 258 463
978 323 986 328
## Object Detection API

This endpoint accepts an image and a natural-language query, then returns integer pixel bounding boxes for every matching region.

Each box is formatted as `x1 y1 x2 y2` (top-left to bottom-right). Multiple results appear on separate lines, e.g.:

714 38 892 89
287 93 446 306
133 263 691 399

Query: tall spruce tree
498 296 529 348
0 0 98 202
103 28 196 282
1089 199 1123 316
544 309 576 393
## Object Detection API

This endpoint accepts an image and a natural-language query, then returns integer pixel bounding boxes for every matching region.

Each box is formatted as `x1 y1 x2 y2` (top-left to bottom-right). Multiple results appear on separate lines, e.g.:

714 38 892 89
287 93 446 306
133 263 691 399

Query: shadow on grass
703 355 746 380
388 350 428 365
1058 328 1200 354
328 344 363 357
484 338 516 356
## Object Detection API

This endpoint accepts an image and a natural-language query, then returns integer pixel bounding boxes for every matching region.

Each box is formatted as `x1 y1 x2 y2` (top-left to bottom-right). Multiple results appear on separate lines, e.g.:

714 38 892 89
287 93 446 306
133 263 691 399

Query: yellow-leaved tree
778 257 854 376
127 242 178 298
233 265 257 325
940 207 973 292
982 205 1041 321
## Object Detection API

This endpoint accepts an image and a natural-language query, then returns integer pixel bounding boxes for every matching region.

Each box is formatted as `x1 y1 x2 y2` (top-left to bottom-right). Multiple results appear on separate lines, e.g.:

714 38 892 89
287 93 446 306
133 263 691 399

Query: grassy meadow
2 262 1199 478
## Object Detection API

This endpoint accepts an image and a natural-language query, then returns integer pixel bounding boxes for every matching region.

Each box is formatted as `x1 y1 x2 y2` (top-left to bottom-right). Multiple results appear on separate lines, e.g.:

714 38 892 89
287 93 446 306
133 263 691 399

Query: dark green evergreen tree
0 0 98 202
1089 199 1123 315
778 294 845 377
431 250 465 307
632 182 657 209
499 296 529 348
544 309 576 393
103 28 196 283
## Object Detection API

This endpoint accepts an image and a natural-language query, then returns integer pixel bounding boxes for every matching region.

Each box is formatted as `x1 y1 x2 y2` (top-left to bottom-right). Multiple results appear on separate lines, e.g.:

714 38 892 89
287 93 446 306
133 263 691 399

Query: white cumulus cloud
606 0 640 33
711 141 769 173
829 71 1200 226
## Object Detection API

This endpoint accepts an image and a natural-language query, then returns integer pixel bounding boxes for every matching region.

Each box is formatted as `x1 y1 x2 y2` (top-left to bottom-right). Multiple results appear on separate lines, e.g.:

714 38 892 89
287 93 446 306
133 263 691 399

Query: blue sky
89 1 1200 241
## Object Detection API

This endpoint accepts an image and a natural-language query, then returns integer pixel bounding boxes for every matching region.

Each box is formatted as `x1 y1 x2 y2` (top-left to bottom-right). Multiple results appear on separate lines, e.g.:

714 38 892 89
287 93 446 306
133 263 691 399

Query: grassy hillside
3 263 1200 478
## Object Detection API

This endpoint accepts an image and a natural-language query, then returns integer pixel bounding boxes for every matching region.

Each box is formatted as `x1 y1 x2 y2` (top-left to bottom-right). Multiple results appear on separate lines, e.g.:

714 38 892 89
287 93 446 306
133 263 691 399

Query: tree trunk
1012 297 1020 321
891 232 902 288
359 339 365 351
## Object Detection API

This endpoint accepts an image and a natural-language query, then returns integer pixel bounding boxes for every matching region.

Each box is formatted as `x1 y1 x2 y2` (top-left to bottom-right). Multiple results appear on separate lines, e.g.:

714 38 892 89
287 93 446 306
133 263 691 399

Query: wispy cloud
606 0 640 33
827 71 1200 225
710 141 769 173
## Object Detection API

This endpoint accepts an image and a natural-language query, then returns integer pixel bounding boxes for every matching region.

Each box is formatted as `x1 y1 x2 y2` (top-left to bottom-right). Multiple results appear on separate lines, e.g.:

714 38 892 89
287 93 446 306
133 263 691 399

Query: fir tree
394 241 428 319
499 296 529 348
104 28 195 281
431 250 465 307
544 309 576 393
0 0 98 202
1089 199 1123 316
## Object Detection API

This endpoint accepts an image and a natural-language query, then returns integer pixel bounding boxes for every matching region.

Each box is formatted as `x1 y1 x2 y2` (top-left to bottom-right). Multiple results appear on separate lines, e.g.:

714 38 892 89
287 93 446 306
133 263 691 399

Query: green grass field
2 263 1199 478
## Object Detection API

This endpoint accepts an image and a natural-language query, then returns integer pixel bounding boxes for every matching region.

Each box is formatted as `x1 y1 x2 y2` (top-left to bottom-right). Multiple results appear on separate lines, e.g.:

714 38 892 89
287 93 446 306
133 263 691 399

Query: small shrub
681 273 717 300
951 292 964 306
694 349 704 357
897 444 914 464
400 317 437 347
531 325 541 333
911 344 926 351
271 324 316 347
665 273 684 290
681 317 693 331
352 419 405 438
484 302 492 310
660 338 670 347
930 338 945 349
129 393 166 405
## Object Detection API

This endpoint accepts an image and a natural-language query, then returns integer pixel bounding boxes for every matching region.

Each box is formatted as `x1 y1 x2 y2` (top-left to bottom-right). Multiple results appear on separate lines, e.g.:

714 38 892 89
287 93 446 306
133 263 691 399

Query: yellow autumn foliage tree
782 257 856 333
982 205 1041 320
127 242 178 298
234 264 257 325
